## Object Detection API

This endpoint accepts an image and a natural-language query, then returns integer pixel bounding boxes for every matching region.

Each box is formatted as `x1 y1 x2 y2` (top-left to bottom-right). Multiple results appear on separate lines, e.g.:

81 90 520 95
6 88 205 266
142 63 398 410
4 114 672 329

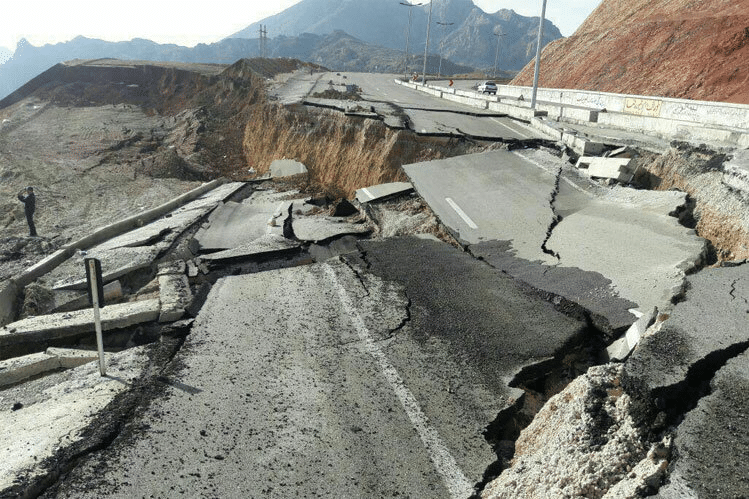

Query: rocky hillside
230 0 562 72
512 0 749 104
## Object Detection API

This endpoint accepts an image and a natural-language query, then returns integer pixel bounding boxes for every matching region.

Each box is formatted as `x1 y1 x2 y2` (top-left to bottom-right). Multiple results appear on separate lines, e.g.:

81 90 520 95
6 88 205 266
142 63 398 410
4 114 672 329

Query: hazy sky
0 0 601 52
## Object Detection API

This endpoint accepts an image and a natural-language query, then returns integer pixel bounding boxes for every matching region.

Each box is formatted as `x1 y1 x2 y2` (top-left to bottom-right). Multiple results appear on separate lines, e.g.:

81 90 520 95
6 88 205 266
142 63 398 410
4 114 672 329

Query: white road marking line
491 117 530 139
445 198 478 229
513 151 591 195
361 187 376 200
324 264 474 499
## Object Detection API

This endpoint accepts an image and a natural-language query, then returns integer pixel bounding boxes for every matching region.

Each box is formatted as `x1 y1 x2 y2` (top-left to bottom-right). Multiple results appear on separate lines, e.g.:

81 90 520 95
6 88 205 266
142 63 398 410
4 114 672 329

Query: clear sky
0 0 601 53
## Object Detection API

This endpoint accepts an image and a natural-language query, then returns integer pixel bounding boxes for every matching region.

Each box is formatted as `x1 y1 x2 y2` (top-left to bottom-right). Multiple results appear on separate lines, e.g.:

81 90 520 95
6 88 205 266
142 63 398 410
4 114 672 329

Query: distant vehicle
477 81 497 95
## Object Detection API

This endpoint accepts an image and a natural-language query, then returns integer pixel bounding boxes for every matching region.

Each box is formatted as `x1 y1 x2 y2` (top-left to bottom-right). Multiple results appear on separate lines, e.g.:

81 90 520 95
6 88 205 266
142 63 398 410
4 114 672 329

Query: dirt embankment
240 104 477 198
513 0 749 103
633 144 749 261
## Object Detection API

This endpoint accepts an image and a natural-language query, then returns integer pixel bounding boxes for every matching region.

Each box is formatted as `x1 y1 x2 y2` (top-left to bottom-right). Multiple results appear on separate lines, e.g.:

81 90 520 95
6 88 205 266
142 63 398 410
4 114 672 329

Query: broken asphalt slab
625 264 749 395
200 233 302 262
347 236 590 393
192 191 308 252
405 148 705 326
654 349 749 499
292 217 372 244
355 182 414 204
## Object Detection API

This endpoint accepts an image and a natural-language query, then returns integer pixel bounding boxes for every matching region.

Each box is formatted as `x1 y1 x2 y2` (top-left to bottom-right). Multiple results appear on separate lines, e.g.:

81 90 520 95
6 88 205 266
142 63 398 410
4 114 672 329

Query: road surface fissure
323 263 475 499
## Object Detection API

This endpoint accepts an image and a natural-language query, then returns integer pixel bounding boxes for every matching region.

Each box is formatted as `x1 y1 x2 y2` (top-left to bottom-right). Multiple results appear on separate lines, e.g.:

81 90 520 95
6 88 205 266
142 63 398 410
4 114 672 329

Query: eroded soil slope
0 58 478 277
513 0 749 103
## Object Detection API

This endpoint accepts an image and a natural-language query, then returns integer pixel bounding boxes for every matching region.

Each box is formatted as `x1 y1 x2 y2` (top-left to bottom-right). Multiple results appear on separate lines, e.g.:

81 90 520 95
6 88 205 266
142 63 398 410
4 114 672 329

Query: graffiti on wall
624 97 663 117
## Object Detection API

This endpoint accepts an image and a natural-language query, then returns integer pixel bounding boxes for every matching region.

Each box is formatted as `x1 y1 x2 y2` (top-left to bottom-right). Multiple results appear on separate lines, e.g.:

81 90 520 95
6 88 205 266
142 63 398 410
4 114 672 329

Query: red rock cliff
512 0 749 104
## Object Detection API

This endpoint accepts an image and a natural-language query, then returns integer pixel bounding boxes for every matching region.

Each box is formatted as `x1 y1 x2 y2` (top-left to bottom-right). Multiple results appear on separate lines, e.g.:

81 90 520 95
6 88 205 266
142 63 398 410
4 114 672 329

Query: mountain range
0 0 562 100
231 0 561 71
0 47 11 64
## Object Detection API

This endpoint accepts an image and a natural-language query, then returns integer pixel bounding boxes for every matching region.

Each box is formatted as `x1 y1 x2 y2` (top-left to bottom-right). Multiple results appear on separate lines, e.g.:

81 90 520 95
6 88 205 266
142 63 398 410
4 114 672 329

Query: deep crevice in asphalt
473 323 608 496
649 339 749 435
540 165 563 261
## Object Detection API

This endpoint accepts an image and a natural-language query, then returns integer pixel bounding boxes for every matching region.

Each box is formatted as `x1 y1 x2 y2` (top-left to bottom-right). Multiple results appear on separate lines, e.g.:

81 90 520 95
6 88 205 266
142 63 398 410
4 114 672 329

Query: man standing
17 186 37 237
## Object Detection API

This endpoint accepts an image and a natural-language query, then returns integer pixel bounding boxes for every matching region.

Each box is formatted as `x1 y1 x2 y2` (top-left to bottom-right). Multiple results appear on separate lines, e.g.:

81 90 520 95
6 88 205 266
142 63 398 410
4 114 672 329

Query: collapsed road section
2 61 749 499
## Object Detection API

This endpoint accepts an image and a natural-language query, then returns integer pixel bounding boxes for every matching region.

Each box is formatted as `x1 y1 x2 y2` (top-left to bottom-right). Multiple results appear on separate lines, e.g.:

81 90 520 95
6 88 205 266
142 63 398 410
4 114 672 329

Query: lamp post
492 30 506 80
400 2 423 80
422 0 434 84
436 21 454 79
531 0 548 109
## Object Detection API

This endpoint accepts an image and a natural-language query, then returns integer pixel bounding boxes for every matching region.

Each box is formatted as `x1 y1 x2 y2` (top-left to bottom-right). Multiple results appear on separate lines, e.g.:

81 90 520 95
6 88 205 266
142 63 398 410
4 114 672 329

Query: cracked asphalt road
43 239 588 498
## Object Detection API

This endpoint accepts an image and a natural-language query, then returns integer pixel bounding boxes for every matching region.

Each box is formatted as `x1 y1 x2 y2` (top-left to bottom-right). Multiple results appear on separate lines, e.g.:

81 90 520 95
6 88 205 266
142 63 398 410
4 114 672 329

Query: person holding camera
17 186 37 237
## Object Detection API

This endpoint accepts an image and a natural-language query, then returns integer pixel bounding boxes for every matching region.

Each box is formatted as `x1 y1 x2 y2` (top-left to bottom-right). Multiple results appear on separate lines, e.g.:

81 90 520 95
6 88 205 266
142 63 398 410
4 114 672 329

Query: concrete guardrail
394 78 749 149
0 178 227 327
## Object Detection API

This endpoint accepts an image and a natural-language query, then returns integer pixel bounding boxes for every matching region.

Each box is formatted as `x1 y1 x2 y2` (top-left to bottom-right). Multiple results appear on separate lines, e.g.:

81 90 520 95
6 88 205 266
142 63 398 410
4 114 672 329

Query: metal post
493 31 505 79
437 21 454 80
400 2 423 80
87 259 106 376
531 0 547 110
422 0 433 85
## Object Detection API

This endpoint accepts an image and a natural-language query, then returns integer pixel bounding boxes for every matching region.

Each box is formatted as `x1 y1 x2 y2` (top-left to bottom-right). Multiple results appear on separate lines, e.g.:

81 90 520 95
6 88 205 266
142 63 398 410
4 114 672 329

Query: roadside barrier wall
0 178 227 327
394 79 749 146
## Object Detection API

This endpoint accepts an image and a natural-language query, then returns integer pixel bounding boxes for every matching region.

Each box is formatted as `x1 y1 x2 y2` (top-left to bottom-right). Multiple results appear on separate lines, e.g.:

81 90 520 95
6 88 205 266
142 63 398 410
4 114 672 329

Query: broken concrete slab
722 149 749 198
193 192 310 252
625 264 749 396
355 182 414 204
292 217 372 244
0 348 98 388
606 307 657 361
0 280 19 327
0 347 148 492
586 157 634 182
200 234 302 262
270 159 307 178
0 299 161 354
93 182 247 253
51 280 123 313
546 181 707 313
158 273 191 323
157 260 186 276
51 246 160 290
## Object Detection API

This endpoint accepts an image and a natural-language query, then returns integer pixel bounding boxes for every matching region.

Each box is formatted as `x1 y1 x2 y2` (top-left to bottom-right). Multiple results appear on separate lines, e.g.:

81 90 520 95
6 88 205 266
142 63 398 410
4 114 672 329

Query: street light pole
531 0 547 109
492 31 506 79
436 21 454 79
400 2 423 80
422 0 433 84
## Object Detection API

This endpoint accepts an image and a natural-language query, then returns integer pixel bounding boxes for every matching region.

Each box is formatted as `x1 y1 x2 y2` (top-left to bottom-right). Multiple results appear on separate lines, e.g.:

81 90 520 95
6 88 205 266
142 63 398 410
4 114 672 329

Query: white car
478 81 498 95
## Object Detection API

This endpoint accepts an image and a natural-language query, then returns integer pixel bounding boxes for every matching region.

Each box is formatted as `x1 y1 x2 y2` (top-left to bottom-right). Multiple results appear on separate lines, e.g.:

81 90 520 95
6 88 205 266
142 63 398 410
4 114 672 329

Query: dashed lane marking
324 264 474 499
445 198 478 229
491 117 530 139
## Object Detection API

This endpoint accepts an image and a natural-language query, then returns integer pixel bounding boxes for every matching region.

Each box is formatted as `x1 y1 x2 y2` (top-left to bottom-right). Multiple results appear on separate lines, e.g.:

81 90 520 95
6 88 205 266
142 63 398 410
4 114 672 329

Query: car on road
477 81 497 95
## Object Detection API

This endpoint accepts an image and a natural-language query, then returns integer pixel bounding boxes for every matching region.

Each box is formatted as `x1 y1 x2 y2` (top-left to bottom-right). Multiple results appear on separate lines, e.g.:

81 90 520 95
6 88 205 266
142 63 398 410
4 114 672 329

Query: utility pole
531 0 547 109
493 30 506 79
400 2 423 80
436 21 454 80
259 25 268 58
422 0 433 84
